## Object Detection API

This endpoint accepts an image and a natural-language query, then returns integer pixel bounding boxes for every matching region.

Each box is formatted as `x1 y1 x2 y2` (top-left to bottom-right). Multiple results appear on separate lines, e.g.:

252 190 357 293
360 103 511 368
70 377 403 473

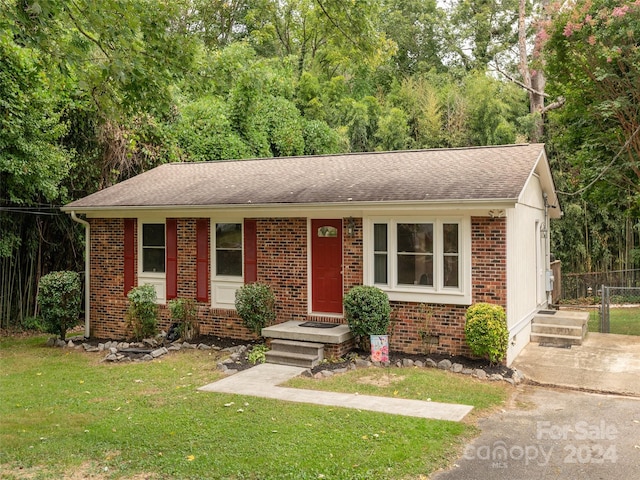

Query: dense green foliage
544 0 640 274
2 0 639 328
464 303 508 365
36 271 82 341
234 282 276 336
167 297 199 341
344 286 392 337
125 284 159 341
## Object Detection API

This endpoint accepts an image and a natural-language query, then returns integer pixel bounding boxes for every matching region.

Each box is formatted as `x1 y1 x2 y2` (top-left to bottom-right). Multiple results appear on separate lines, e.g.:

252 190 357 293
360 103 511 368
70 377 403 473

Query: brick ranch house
62 144 561 366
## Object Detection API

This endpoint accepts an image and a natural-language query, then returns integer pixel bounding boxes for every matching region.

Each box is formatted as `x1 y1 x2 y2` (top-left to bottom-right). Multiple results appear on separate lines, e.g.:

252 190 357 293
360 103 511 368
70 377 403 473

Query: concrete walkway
512 333 640 397
198 363 473 421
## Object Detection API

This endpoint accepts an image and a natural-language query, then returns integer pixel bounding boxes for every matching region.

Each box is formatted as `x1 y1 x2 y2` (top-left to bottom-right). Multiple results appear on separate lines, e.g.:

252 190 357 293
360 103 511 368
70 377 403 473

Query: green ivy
464 303 508 365
235 283 276 336
37 271 82 341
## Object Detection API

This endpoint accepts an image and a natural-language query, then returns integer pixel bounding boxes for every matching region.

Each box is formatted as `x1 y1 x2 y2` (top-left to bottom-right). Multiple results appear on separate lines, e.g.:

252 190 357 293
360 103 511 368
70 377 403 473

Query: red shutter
123 218 136 296
196 219 209 302
244 219 257 284
166 219 178 300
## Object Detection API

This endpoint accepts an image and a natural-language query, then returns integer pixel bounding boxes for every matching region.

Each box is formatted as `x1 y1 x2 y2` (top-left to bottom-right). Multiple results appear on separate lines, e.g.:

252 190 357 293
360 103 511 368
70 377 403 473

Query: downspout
70 211 90 338
543 193 555 306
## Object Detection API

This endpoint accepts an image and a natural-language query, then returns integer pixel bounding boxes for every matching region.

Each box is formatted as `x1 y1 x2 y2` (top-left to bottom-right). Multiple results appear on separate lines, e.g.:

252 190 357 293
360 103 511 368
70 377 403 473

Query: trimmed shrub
168 298 199 341
464 302 509 365
37 271 82 341
344 286 391 337
126 284 159 341
235 282 276 336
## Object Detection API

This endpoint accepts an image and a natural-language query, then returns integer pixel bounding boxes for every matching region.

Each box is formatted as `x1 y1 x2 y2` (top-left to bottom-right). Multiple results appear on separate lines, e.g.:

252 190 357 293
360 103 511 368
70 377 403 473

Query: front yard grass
588 306 640 335
286 367 509 412
1 335 509 479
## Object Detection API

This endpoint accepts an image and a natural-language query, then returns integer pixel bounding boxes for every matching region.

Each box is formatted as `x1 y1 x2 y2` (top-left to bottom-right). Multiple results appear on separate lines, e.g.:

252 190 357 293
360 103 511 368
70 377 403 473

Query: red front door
311 219 343 314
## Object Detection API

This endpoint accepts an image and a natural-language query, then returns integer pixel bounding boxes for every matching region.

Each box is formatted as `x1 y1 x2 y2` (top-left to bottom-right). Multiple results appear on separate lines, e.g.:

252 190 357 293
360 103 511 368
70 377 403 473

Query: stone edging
302 357 526 386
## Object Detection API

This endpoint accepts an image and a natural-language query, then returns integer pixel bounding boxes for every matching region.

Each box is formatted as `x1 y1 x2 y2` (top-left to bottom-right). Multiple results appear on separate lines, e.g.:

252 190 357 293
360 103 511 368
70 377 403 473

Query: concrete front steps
262 320 355 367
264 339 324 368
530 309 589 347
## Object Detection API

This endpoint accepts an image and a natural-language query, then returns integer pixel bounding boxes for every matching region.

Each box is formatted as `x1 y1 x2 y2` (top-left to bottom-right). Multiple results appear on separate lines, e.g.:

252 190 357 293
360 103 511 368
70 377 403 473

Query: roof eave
62 198 519 215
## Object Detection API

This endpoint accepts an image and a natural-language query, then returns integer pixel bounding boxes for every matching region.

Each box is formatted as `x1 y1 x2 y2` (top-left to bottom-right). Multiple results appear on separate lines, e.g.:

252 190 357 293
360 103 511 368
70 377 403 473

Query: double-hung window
215 223 243 277
211 222 244 309
138 221 168 304
368 218 469 304
142 223 165 273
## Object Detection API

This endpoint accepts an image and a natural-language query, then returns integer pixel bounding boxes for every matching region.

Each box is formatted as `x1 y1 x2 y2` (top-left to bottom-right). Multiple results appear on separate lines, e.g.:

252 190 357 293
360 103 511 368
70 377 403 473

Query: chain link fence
562 269 640 301
599 286 640 334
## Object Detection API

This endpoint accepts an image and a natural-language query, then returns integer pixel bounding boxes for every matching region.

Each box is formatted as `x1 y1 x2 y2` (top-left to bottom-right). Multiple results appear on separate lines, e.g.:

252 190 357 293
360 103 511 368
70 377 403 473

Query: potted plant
343 286 391 362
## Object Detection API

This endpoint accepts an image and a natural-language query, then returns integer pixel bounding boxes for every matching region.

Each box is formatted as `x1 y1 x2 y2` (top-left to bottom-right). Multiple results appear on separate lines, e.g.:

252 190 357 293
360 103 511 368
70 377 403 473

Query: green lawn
0 335 508 480
286 367 508 412
588 306 640 335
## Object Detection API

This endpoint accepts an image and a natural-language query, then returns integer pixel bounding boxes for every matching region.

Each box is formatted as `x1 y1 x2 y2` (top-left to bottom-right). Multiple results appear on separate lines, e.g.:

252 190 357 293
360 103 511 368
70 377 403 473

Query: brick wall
257 218 308 323
88 218 132 339
471 216 507 307
87 215 508 358
378 216 507 356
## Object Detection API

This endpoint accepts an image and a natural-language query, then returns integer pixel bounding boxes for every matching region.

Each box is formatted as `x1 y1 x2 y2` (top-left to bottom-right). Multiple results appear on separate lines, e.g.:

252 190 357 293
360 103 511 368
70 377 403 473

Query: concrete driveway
512 333 640 397
431 386 640 480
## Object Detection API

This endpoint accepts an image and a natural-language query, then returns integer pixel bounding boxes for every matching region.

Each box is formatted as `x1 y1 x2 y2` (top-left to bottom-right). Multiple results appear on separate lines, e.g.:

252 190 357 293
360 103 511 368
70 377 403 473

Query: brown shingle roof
64 144 547 209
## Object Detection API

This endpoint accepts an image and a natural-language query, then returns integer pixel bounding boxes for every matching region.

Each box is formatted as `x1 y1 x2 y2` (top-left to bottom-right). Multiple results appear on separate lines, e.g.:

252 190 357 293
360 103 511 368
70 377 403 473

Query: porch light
347 217 356 236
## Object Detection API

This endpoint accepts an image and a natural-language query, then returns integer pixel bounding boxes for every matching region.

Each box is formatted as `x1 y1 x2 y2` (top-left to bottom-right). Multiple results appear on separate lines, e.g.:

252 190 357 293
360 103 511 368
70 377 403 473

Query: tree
443 0 519 71
9 0 196 118
545 0 640 190
380 0 445 76
545 0 640 274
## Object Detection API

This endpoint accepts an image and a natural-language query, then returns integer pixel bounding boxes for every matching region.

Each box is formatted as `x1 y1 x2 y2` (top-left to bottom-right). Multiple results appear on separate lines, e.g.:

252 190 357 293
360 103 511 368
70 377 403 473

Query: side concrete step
531 323 584 337
530 332 584 346
265 339 324 368
533 310 589 327
531 309 589 347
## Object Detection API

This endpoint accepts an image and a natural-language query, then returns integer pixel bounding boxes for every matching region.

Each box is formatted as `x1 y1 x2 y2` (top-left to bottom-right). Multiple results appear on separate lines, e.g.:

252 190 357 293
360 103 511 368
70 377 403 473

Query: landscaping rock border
47 335 524 385
301 355 525 386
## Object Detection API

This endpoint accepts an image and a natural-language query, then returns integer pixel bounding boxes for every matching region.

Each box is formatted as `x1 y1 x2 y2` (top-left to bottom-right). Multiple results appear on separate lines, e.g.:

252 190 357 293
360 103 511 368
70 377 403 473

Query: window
373 224 388 284
369 218 468 303
397 223 433 286
215 223 242 276
443 223 459 287
142 223 165 273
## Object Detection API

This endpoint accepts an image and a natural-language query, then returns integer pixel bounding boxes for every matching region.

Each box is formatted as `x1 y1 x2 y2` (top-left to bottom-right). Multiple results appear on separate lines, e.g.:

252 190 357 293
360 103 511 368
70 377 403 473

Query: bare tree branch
492 63 548 98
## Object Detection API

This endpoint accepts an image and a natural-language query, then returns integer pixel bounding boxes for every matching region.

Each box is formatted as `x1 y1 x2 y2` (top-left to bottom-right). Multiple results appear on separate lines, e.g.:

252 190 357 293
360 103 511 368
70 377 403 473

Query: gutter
70 211 90 339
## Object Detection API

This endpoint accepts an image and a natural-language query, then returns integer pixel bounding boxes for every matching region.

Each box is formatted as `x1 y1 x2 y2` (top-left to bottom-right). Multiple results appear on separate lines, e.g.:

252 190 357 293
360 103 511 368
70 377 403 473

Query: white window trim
211 220 244 309
137 217 167 305
363 217 472 305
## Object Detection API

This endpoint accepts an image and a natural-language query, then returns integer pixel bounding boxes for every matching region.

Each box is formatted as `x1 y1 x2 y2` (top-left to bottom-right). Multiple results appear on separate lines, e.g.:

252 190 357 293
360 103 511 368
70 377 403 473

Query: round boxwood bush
343 285 391 337
37 271 82 341
464 302 509 365
235 282 276 336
